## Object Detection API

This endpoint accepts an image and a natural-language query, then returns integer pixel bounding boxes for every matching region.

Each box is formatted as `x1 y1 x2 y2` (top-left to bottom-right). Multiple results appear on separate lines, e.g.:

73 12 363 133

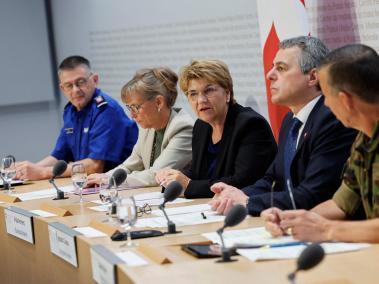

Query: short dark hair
58 55 91 73
319 44 379 104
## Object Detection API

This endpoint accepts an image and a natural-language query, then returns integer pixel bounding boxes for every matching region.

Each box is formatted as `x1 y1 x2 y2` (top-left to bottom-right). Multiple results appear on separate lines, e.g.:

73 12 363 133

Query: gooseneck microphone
216 204 247 263
109 168 127 187
108 168 128 215
158 181 182 234
49 160 68 200
288 243 325 284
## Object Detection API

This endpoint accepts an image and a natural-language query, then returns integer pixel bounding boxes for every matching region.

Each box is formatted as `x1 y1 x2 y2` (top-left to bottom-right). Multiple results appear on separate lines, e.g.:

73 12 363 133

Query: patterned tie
284 117 303 191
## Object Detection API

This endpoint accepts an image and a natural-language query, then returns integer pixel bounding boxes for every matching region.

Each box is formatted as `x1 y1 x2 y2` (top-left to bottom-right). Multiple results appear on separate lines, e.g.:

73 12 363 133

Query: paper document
116 251 148 267
12 185 75 201
74 227 107 238
90 192 193 207
202 227 296 248
29 209 57 217
152 204 211 216
237 242 370 262
135 210 224 228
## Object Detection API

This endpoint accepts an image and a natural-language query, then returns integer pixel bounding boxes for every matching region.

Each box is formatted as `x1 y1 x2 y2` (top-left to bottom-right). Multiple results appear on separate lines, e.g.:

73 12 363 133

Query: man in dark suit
209 36 357 216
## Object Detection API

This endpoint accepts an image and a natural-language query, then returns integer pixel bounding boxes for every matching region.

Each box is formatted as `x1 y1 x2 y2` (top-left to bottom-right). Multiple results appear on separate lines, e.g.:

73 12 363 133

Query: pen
201 212 207 219
234 241 305 249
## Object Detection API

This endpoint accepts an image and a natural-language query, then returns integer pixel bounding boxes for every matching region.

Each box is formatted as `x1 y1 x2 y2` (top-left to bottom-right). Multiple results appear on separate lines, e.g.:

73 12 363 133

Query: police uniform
333 122 379 218
51 88 138 172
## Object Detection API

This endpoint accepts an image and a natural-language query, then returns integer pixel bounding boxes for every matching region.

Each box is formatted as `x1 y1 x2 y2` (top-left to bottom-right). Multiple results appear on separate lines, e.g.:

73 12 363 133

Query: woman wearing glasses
156 59 277 198
88 67 193 187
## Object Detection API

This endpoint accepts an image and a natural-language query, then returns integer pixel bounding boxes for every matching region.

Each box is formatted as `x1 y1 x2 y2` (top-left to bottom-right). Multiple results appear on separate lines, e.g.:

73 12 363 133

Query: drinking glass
71 163 87 203
116 196 138 247
99 176 119 223
1 157 16 194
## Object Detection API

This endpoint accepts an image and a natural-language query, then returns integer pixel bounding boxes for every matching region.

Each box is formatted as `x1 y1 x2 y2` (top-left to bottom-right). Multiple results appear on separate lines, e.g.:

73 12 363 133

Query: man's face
266 47 310 107
319 67 352 128
59 65 98 111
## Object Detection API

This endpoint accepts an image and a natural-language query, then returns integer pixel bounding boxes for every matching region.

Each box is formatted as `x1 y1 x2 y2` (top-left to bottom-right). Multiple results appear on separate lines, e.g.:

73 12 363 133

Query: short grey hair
280 36 329 74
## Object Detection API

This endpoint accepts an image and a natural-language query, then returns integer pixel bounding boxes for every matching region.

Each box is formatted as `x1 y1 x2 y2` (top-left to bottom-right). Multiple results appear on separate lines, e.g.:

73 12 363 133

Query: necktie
284 117 303 192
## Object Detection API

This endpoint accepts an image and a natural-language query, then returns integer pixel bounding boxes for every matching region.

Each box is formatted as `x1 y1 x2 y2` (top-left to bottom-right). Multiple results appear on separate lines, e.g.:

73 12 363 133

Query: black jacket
184 103 277 198
243 97 358 216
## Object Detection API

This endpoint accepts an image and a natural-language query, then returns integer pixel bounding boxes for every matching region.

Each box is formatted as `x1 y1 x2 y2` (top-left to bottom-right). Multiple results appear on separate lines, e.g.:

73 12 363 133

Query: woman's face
124 91 160 129
187 79 230 125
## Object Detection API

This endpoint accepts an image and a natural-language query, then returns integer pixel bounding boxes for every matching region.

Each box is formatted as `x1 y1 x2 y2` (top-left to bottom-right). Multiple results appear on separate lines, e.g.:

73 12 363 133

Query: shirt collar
293 95 321 125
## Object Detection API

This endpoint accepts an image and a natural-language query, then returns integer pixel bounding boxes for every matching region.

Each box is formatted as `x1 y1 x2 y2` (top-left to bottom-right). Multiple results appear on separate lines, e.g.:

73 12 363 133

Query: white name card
91 245 124 284
48 222 81 267
5 206 36 244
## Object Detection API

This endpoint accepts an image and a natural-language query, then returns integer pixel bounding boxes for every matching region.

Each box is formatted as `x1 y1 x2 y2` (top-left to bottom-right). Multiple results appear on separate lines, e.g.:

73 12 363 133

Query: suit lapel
294 97 324 156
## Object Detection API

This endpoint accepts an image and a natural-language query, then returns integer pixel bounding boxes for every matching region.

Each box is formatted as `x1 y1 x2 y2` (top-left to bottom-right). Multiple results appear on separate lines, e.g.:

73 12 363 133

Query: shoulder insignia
94 95 108 108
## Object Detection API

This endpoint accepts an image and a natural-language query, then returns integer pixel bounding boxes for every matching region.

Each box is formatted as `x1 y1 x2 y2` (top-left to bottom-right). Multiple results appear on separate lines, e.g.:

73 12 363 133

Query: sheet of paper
116 251 148 267
135 210 224 228
202 227 296 247
152 204 211 216
88 204 109 212
29 209 57 217
90 193 193 207
74 227 107 238
237 242 371 262
12 185 75 201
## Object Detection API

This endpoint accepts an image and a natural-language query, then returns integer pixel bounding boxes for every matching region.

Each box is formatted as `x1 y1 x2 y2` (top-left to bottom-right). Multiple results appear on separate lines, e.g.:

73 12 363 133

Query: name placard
5 206 36 244
91 245 123 284
48 222 82 267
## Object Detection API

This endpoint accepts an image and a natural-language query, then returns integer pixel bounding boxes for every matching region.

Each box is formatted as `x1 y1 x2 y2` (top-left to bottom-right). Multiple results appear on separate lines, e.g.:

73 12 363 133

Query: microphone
108 168 127 215
288 243 325 283
216 204 247 263
158 181 182 234
49 160 68 200
109 168 127 187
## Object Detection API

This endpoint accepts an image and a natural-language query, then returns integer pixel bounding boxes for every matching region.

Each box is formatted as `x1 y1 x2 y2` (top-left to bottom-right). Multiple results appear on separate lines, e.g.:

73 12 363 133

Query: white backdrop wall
51 0 379 122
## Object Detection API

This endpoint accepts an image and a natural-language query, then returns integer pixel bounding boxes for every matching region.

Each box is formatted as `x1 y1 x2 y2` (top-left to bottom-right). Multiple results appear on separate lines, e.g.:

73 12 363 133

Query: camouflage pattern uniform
333 122 379 218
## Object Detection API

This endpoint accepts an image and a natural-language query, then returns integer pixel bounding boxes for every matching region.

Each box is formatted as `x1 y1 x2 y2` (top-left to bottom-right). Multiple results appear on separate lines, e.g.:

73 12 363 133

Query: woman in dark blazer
156 59 277 198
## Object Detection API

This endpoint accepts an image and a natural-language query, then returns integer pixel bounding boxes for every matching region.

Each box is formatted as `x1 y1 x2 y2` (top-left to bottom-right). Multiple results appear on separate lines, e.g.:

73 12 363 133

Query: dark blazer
184 103 277 198
242 97 358 216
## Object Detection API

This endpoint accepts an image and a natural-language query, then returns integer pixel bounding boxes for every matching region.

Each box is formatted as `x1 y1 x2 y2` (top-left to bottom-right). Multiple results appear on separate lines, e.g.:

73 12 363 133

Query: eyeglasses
125 100 149 114
186 85 221 102
136 203 152 217
61 74 93 92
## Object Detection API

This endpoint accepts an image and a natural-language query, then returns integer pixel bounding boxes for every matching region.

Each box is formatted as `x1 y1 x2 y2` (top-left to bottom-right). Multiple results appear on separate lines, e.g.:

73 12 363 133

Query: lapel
143 129 155 168
294 97 324 157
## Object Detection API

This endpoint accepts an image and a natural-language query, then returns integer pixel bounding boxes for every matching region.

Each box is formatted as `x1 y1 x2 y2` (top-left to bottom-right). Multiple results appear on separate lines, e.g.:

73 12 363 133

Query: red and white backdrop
256 0 310 140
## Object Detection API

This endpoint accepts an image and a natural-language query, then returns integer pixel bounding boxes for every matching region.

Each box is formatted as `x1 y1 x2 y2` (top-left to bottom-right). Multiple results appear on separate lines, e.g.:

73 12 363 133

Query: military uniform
333 122 379 218
51 88 138 171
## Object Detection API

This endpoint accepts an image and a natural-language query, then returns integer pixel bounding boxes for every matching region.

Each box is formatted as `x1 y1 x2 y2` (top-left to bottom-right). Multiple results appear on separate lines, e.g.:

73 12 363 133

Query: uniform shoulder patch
94 95 108 108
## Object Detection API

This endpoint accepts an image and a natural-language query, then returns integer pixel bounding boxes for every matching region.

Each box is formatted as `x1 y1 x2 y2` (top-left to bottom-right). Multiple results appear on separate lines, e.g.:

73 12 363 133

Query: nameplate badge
91 245 124 284
48 222 82 267
5 206 36 244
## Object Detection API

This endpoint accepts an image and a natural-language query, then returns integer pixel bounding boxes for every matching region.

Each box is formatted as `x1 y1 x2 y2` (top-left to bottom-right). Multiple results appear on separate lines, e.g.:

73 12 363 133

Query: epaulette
94 95 108 108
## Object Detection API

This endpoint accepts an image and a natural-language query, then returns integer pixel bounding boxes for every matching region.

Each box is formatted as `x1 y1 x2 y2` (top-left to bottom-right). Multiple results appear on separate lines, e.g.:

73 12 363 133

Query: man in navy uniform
16 56 138 180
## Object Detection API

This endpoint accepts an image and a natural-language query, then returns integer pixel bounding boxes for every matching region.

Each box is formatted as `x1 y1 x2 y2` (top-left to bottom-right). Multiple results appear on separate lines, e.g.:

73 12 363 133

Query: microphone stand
49 177 67 200
158 203 181 234
216 227 237 263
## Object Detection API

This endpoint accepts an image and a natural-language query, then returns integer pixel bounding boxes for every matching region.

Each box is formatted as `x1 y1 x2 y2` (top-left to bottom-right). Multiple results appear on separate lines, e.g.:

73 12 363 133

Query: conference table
0 179 377 284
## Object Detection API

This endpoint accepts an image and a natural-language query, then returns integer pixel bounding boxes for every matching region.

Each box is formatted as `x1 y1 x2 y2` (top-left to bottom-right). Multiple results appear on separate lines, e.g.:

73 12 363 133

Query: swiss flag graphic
257 0 309 140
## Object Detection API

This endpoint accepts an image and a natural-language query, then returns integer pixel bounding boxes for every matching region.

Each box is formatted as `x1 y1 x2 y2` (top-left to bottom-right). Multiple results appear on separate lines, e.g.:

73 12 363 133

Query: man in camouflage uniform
261 43 379 243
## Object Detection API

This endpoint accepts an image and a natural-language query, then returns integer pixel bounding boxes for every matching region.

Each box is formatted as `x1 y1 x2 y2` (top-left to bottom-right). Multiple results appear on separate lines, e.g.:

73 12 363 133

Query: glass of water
99 176 119 222
117 196 138 247
71 163 87 203
1 156 16 194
